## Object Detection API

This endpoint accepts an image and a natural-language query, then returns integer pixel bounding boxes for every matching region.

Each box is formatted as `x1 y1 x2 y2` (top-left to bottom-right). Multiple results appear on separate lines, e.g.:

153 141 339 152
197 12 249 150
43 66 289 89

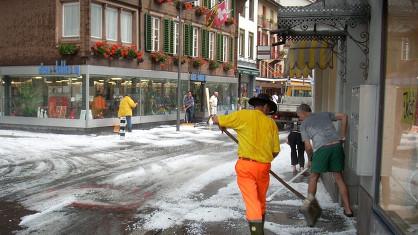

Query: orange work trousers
235 158 271 222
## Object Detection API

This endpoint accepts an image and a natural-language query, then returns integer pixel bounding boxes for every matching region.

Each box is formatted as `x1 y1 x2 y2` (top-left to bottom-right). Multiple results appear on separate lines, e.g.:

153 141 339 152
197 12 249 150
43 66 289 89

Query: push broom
223 129 322 227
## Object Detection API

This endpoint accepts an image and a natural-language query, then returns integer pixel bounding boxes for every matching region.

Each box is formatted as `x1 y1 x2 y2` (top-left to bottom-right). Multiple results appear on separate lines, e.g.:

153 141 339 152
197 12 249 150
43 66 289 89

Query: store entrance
189 81 205 120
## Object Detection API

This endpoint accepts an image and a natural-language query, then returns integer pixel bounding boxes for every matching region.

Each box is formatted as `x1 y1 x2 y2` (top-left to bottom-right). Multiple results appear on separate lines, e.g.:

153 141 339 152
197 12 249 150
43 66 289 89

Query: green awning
237 67 259 76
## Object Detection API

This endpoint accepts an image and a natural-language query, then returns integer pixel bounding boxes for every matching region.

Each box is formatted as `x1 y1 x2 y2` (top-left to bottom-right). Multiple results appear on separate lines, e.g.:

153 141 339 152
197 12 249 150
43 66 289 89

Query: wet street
0 126 356 235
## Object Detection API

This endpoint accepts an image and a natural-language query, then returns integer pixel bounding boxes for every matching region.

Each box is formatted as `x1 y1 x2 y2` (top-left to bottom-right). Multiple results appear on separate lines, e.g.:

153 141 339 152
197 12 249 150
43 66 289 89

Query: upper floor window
248 32 254 59
192 27 199 57
193 0 200 7
121 11 132 43
106 8 118 41
208 32 215 60
249 0 254 21
90 3 102 39
63 2 80 37
222 35 228 62
401 37 410 61
152 17 160 51
239 29 245 57
174 22 179 55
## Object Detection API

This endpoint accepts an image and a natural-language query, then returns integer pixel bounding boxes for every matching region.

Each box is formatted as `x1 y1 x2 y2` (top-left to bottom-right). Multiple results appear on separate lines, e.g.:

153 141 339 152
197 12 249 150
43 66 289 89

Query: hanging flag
213 1 228 28
205 3 218 27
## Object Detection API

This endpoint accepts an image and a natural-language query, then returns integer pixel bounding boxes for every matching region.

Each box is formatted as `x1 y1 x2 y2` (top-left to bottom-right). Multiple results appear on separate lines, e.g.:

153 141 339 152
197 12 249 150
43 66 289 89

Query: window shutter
216 34 221 61
163 19 170 53
184 24 190 56
229 37 233 62
188 25 194 56
145 14 152 52
202 30 208 59
169 20 174 54
231 0 235 17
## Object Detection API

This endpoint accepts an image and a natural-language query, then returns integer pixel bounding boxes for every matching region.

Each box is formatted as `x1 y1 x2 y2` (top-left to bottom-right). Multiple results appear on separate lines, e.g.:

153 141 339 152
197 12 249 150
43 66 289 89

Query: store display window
378 1 418 233
3 76 82 119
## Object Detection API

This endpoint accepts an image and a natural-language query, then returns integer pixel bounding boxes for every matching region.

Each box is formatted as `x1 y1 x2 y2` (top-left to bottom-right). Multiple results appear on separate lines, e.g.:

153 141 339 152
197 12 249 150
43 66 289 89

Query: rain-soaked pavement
0 126 356 235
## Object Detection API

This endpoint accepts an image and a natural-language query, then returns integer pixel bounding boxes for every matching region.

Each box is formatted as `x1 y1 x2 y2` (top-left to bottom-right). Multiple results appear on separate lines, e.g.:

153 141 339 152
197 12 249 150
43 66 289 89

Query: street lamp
176 0 195 131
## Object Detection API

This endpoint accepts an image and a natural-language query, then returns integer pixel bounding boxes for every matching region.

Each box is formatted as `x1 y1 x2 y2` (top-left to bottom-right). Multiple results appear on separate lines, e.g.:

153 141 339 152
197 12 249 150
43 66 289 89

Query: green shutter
216 34 221 61
170 20 175 54
189 25 194 56
202 30 208 59
229 37 233 62
205 0 209 8
163 19 170 53
145 14 152 52
184 24 190 56
231 0 235 17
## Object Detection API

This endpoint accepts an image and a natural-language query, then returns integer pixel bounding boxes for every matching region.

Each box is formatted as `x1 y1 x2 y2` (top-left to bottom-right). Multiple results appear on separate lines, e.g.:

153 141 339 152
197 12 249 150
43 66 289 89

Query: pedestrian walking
183 91 195 123
296 104 353 217
118 95 137 132
287 121 307 175
212 93 280 235
209 91 219 116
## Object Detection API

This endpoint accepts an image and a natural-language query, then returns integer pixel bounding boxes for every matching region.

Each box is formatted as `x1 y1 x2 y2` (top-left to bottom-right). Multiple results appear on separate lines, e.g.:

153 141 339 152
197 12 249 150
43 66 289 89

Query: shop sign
190 73 206 82
38 60 81 76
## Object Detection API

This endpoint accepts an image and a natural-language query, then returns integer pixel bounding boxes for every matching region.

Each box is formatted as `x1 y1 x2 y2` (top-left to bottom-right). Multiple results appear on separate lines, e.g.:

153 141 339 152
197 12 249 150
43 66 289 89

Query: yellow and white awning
286 40 333 78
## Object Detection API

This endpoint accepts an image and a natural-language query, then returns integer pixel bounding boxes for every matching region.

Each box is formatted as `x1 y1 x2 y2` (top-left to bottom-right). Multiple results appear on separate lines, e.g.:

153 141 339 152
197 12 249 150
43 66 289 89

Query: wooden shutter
163 19 170 53
184 24 190 56
202 29 208 59
170 20 175 54
145 14 152 52
231 0 235 17
216 34 223 61
229 36 233 62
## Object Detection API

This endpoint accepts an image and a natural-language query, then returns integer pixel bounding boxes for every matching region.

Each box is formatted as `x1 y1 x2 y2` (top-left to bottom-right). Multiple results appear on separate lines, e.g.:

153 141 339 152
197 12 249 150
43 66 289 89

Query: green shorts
311 143 345 173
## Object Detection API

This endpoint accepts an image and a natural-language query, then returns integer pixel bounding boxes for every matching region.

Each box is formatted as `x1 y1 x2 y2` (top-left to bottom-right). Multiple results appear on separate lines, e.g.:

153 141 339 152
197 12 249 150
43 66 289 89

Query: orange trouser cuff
235 159 271 221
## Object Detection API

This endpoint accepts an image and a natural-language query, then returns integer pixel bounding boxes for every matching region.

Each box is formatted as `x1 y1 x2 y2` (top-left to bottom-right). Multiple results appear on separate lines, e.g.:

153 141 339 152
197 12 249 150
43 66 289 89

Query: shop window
379 1 418 234
121 11 132 43
106 7 118 41
139 79 177 116
91 3 102 39
4 77 82 119
62 2 80 37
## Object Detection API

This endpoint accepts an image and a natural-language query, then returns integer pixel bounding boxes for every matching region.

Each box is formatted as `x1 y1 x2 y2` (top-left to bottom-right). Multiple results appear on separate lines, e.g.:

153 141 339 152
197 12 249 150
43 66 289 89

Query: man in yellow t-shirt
212 93 280 235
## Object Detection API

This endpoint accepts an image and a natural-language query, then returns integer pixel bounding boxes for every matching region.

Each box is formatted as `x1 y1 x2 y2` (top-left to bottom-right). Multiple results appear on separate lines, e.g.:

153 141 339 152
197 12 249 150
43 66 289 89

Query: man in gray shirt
297 104 353 217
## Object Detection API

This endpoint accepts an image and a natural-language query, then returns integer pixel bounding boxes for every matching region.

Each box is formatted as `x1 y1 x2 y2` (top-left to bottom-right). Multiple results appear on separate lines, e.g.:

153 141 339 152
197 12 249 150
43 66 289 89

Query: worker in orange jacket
212 93 280 235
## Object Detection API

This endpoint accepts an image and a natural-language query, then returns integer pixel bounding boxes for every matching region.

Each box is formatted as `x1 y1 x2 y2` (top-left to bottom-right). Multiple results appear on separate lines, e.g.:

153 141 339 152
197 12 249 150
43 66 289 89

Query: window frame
248 32 254 59
239 29 245 57
208 32 215 60
173 22 179 55
62 2 80 38
151 17 160 52
120 10 133 43
192 27 199 57
90 3 102 39
222 35 228 62
105 7 118 41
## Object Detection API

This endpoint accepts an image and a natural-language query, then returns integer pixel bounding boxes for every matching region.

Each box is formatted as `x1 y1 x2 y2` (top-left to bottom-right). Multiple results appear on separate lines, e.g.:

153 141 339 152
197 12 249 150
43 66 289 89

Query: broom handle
223 129 306 200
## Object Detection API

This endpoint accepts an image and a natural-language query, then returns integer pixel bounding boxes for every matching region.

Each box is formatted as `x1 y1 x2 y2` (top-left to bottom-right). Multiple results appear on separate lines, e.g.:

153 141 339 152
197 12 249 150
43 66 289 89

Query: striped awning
286 40 334 78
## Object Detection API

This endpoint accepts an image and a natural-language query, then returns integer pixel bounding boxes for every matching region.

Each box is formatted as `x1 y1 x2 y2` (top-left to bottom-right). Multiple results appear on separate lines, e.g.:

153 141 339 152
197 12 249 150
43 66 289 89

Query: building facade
237 0 259 106
254 0 284 96
0 0 242 130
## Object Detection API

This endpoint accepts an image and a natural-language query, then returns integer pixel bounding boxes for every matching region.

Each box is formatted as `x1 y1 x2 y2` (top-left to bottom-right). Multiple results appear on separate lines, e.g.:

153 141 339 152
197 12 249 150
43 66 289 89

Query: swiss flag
213 1 228 27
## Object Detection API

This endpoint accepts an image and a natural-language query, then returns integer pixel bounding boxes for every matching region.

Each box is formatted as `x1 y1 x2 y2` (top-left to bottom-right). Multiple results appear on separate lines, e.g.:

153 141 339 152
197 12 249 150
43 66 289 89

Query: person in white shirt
272 92 279 104
209 91 219 116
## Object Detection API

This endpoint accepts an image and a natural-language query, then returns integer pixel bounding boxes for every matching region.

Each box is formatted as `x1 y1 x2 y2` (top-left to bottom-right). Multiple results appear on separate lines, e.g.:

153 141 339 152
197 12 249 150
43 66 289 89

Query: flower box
150 51 169 64
58 43 78 56
209 60 220 70
223 62 233 71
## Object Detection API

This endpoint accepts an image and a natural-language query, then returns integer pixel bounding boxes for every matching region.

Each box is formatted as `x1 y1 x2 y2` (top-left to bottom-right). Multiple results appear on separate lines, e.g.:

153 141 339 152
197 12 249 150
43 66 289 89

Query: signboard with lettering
190 74 206 82
38 60 81 76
